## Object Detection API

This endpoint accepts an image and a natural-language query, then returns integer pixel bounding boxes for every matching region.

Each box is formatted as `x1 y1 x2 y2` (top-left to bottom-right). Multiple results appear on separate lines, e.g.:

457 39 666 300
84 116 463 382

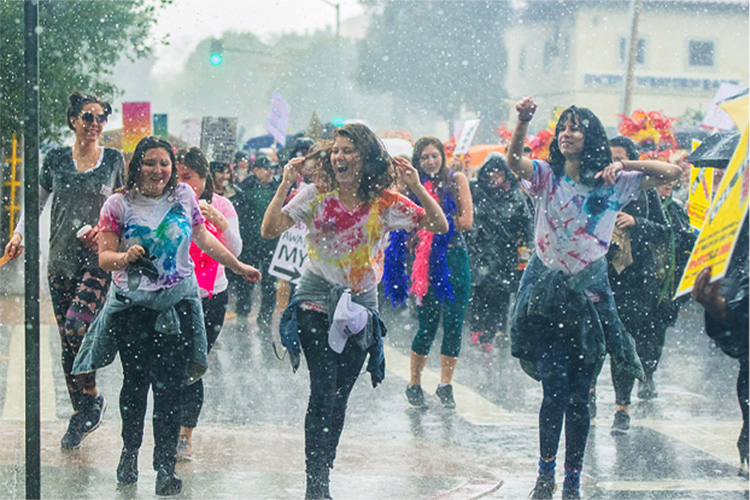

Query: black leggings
179 290 228 429
297 308 368 474
534 321 595 471
114 302 191 470
469 282 512 342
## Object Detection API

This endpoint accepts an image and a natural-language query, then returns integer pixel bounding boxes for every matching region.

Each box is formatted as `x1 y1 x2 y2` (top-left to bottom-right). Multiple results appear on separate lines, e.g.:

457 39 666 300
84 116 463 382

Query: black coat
467 177 533 289
705 218 749 360
609 188 670 323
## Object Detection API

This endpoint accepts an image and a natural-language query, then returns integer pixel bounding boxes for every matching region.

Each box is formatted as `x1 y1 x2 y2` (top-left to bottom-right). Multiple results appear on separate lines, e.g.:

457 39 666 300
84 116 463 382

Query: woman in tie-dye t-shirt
262 123 448 499
507 97 681 500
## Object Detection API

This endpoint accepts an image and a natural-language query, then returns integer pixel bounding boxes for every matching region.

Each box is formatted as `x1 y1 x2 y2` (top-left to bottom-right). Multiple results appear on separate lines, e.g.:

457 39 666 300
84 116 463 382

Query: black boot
155 460 182 496
116 448 139 484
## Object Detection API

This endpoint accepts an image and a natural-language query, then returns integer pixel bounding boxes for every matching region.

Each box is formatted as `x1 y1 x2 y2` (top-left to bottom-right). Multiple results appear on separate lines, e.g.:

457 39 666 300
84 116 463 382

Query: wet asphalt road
0 291 747 499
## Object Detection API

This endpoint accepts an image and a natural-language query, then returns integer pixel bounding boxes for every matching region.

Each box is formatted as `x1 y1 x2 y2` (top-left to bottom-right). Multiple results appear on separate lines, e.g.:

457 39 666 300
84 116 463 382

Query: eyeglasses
80 111 108 124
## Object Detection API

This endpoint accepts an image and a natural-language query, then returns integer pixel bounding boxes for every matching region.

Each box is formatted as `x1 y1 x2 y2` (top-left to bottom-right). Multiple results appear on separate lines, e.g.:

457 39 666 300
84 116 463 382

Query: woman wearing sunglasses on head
5 91 124 451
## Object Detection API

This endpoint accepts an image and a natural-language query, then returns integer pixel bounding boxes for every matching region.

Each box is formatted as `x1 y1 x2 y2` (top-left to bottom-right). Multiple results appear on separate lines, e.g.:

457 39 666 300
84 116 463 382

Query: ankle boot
116 448 139 484
155 462 182 496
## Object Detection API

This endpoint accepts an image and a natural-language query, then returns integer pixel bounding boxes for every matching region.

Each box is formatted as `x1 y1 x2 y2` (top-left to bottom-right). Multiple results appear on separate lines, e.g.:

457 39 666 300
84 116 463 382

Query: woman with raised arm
72 136 260 496
261 123 447 499
5 91 123 450
507 97 680 499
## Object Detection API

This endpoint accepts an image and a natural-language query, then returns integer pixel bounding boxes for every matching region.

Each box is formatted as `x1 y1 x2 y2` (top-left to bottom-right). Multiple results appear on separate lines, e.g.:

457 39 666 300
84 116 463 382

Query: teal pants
411 247 472 358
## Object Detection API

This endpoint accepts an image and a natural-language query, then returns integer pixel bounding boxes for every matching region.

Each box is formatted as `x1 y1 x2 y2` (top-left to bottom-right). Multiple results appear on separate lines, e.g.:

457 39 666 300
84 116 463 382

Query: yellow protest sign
676 124 749 297
687 167 713 229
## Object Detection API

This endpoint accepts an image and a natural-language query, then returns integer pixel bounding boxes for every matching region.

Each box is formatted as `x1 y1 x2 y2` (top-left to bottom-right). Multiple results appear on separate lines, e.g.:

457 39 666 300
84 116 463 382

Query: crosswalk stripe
383 344 532 426
2 324 57 421
597 480 748 492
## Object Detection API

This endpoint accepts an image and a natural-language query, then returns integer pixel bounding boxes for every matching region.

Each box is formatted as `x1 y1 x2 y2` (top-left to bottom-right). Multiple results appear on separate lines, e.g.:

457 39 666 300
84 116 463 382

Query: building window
519 46 526 75
619 37 646 65
689 40 714 67
544 41 557 72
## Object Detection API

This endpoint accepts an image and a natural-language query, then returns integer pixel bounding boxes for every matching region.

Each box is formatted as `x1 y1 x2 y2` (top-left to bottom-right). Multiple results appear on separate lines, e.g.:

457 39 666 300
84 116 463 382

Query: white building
504 0 749 129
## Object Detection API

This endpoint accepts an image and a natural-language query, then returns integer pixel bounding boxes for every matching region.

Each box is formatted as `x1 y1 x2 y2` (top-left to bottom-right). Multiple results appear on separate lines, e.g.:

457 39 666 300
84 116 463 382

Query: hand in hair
393 157 421 192
516 96 538 122
282 157 305 185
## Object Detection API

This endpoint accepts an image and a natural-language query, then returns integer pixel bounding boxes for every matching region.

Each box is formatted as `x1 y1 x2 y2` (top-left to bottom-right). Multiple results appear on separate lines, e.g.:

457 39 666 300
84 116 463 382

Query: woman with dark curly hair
394 137 473 410
6 91 123 450
262 123 447 499
507 97 681 499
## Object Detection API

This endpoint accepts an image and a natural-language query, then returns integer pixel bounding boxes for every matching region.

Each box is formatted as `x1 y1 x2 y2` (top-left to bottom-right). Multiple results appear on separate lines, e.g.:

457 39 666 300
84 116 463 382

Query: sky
150 0 366 75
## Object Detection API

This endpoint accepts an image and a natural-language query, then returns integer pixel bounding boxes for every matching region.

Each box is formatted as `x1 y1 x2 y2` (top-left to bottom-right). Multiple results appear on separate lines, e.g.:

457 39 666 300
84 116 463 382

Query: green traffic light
332 117 345 127
210 54 223 65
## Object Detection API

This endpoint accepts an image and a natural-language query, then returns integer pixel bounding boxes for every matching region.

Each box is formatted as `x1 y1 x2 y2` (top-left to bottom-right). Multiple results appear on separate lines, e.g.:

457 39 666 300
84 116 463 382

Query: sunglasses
80 111 108 124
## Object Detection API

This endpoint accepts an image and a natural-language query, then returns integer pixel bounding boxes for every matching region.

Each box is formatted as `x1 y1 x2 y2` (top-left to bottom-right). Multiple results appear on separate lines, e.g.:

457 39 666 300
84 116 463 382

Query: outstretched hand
234 262 262 282
4 233 23 260
692 266 727 324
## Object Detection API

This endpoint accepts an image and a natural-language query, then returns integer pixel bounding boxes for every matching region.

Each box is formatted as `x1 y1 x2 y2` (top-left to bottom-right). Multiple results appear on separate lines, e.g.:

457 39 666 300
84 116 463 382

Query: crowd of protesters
5 90 746 499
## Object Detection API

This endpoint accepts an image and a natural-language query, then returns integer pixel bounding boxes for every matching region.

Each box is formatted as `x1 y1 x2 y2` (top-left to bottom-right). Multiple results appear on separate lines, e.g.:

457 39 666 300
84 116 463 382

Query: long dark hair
67 91 112 131
176 146 214 201
548 106 611 187
412 136 455 203
126 136 178 194
317 123 395 202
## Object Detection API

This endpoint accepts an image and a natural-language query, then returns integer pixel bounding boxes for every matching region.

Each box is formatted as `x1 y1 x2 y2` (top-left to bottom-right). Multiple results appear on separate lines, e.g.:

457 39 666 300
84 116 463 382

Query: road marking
638 418 744 468
383 344 532 426
2 324 57 421
597 480 748 492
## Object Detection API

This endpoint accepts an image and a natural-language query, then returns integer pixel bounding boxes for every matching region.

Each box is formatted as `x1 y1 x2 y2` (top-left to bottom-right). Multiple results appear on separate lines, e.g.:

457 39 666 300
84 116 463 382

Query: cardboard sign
122 102 151 153
268 223 308 284
676 124 749 297
267 91 291 147
454 119 480 155
687 167 713 230
200 117 237 164
181 118 202 147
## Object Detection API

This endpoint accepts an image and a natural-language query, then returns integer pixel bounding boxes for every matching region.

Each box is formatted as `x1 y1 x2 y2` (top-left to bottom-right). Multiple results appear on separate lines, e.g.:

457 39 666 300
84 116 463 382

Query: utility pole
619 0 643 116
23 1 41 497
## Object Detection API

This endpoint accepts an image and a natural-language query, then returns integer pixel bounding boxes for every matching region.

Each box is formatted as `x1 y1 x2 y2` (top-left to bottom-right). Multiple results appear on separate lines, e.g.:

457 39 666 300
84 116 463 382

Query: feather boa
383 176 457 307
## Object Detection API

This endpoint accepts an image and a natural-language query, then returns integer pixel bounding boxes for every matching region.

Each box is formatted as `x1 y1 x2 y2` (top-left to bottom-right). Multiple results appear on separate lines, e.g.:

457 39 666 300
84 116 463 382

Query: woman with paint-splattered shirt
262 123 448 499
507 97 681 500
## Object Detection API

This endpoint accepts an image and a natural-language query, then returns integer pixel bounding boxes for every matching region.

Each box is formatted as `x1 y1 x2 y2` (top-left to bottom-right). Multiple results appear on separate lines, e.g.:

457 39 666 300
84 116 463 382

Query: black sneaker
116 448 139 484
405 384 426 408
435 384 456 409
61 394 107 450
637 378 659 400
155 466 182 496
562 487 581 499
610 410 631 436
530 474 556 499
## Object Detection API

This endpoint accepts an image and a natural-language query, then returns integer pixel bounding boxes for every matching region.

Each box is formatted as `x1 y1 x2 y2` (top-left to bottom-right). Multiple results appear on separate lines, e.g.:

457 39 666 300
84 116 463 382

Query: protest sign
676 125 749 297
200 117 238 164
267 91 291 147
269 223 308 285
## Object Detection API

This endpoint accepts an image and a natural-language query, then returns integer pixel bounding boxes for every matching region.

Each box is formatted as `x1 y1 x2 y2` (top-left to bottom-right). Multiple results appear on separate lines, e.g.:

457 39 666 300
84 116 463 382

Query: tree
357 0 511 142
0 0 166 151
